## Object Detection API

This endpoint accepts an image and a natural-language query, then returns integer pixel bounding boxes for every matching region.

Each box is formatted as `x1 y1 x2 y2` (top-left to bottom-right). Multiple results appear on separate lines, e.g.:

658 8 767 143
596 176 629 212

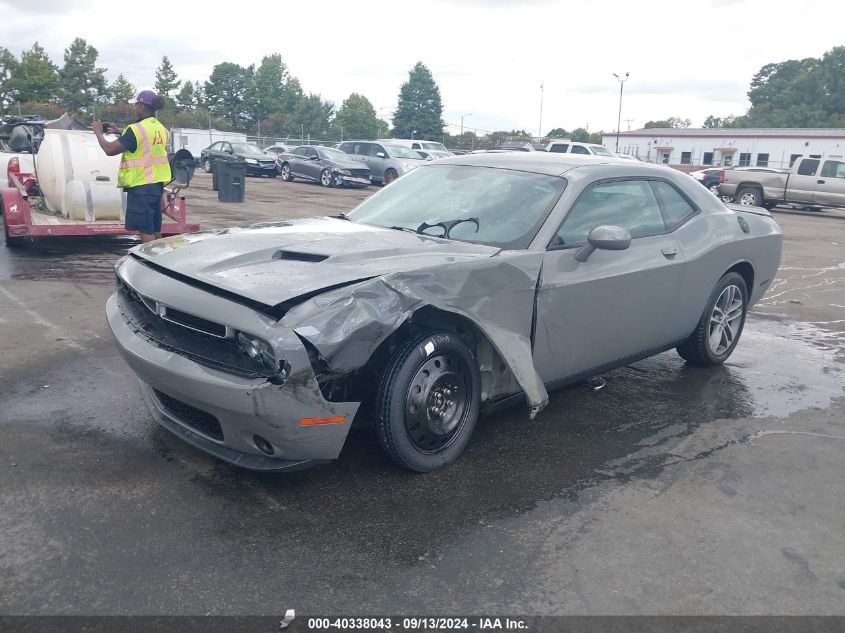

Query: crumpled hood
132 217 500 306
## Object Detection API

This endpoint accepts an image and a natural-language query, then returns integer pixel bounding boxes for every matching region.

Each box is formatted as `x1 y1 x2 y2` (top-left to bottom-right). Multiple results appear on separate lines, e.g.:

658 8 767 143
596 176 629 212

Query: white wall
602 131 845 168
169 128 247 159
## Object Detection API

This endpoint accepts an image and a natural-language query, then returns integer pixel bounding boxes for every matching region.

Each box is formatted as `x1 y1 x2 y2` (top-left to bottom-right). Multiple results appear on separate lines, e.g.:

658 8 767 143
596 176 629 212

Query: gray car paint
109 152 782 468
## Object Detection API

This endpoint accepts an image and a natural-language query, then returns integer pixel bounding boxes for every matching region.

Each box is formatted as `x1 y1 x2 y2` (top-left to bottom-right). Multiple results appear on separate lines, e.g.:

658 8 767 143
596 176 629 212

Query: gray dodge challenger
107 153 782 472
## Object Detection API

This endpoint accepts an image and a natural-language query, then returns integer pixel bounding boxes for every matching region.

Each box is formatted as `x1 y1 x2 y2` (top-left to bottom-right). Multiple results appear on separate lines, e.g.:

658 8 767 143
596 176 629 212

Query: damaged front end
281 252 550 419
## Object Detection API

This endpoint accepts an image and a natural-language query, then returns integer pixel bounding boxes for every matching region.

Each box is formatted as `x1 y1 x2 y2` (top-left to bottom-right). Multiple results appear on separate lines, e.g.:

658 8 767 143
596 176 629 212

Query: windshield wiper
416 217 480 239
389 225 418 233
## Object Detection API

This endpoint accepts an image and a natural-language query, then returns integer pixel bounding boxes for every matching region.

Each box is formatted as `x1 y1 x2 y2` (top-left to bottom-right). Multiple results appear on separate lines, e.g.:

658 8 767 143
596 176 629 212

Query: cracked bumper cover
106 292 360 470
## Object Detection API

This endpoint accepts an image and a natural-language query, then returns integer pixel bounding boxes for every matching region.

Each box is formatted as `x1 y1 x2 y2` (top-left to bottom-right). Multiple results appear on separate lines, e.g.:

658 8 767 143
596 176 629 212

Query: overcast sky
2 0 842 136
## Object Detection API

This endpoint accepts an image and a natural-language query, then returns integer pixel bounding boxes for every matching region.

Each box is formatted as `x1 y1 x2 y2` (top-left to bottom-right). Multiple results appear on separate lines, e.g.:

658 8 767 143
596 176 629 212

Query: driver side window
553 180 666 247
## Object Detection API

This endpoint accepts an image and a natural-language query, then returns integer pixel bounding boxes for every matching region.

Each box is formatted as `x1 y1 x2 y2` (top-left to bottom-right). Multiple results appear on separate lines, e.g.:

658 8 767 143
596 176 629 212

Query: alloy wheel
708 284 744 355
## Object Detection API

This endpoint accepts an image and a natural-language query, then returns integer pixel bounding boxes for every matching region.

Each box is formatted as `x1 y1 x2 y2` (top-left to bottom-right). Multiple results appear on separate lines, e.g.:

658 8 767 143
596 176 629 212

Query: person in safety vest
92 90 172 243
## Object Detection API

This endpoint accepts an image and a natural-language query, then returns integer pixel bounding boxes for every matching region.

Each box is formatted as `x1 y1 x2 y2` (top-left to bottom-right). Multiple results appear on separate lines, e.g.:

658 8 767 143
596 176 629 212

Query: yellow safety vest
117 117 172 188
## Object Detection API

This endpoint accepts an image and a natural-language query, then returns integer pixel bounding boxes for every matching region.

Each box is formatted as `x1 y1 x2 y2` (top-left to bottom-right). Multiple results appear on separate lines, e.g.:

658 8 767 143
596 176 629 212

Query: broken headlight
237 332 289 384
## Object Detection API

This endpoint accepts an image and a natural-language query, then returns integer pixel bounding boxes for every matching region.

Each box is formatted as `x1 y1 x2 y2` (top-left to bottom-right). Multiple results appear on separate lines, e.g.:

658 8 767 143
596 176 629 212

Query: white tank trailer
36 129 124 221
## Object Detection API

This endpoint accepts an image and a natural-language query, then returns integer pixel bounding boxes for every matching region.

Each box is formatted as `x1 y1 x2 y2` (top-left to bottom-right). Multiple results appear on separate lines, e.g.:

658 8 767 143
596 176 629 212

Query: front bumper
245 163 278 176
335 173 371 187
106 261 359 470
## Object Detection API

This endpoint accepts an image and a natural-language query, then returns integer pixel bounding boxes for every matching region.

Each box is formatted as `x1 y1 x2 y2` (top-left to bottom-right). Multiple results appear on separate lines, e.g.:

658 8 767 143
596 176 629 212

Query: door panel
814 160 845 207
788 159 820 203
533 236 686 382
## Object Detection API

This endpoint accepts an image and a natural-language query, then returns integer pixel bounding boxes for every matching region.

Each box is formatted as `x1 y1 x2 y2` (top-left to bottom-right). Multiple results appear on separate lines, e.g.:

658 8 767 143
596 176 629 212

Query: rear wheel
677 272 748 366
376 331 481 472
280 163 294 182
736 186 763 207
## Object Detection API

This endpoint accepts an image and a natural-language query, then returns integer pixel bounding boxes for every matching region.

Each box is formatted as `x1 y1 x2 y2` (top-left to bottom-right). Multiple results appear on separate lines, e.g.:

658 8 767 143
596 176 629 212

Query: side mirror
573 225 632 262
309 155 319 160
224 147 233 154
376 152 386 158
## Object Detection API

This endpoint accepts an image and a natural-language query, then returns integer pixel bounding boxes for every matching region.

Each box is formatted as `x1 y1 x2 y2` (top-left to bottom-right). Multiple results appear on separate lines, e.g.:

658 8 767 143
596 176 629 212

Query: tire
280 163 294 182
320 169 334 188
383 169 398 185
677 272 748 366
376 330 481 472
736 186 763 207
203 158 212 173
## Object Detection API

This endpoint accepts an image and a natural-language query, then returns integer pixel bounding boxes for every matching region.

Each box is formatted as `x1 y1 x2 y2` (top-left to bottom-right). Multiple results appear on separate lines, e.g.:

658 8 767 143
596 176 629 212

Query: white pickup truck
720 156 845 210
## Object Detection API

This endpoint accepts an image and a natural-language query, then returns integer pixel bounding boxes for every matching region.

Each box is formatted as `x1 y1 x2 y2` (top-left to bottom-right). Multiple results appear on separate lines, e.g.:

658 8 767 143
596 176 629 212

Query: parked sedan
200 141 278 177
107 153 782 474
278 145 371 188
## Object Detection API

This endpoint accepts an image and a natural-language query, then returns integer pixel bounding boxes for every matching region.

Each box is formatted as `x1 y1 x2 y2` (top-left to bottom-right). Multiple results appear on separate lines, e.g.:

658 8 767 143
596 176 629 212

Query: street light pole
613 72 629 152
460 113 472 149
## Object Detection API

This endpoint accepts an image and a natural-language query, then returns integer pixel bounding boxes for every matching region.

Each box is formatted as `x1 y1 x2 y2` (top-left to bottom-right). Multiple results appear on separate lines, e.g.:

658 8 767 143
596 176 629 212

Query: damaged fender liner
129 253 376 319
282 257 551 418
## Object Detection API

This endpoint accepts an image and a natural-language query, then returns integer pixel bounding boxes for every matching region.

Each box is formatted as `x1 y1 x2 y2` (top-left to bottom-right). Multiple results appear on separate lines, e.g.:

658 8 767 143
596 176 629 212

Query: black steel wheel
677 271 748 366
280 163 294 182
376 331 481 472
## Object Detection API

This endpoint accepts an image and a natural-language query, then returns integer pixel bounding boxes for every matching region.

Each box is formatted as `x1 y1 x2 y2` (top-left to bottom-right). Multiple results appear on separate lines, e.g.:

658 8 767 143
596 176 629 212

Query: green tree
588 132 603 144
333 93 379 139
58 38 108 113
175 80 196 110
108 74 135 103
0 47 19 110
204 62 254 128
392 62 444 139
154 55 181 98
644 117 691 129
545 127 569 138
293 93 334 140
570 127 589 142
8 42 58 104
248 53 301 122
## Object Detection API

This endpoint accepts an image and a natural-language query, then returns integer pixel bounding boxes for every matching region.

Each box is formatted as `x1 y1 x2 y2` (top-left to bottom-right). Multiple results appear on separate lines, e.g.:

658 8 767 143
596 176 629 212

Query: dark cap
129 90 160 109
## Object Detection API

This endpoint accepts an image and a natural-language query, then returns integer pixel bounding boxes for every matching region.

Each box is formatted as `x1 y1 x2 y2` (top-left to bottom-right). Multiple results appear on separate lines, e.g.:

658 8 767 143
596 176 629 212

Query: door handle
661 246 679 258
817 179 825 184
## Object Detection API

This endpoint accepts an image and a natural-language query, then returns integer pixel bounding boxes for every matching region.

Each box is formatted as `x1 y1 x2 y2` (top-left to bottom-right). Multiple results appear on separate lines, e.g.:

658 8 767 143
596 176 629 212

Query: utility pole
538 81 544 143
624 118 634 131
613 72 630 152
460 114 472 150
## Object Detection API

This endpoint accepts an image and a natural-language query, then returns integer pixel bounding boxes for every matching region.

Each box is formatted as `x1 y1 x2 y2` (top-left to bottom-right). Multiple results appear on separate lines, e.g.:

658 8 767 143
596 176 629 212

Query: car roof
432 151 681 178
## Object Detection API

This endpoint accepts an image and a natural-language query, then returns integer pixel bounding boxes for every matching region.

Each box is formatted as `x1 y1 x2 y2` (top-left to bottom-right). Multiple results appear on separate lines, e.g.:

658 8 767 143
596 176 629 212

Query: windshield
231 142 265 155
346 164 566 249
590 145 614 157
318 147 353 162
421 142 448 152
385 144 424 159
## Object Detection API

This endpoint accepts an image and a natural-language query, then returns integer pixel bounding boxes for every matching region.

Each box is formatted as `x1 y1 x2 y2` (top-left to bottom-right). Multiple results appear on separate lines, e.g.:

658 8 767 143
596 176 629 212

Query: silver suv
337 141 426 185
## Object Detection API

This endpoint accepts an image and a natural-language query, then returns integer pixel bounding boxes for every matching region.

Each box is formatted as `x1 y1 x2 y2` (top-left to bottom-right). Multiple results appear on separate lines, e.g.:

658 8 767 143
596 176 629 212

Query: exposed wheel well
310 305 515 415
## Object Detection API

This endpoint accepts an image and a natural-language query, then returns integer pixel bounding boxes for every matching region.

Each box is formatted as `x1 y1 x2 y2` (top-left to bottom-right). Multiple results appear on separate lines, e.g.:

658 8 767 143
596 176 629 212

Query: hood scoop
273 250 329 263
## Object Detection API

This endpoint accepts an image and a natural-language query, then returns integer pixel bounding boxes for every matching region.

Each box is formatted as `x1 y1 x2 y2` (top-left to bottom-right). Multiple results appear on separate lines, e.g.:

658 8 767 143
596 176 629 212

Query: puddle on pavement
0 236 136 283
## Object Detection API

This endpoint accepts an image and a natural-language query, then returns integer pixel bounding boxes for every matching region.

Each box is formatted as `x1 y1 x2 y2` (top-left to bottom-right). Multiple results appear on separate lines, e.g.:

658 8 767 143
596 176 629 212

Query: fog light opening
253 434 274 455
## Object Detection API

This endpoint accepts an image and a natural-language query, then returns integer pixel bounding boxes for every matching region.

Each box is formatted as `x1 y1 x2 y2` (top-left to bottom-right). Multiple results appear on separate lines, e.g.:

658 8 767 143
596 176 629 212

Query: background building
602 128 845 170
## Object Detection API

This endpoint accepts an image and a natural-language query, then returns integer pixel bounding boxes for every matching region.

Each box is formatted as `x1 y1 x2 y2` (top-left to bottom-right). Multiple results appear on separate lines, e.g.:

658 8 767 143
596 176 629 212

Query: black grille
162 307 227 338
153 389 224 441
349 169 370 178
116 278 266 378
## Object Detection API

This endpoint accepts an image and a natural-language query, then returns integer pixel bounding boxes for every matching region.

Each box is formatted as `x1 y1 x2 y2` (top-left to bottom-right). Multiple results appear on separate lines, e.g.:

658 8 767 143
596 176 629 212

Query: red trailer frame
2 159 199 242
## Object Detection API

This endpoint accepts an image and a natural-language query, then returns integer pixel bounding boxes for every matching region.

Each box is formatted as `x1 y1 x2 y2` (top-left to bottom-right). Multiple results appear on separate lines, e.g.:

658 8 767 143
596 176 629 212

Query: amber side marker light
298 416 346 426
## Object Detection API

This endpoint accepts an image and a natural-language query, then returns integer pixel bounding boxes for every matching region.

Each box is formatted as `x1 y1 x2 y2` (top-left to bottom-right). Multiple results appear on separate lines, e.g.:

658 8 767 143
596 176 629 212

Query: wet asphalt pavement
1 175 844 616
